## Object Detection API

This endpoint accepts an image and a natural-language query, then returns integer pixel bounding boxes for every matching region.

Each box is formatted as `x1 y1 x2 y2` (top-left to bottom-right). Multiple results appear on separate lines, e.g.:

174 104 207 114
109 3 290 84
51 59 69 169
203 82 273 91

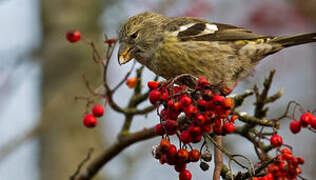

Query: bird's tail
270 32 316 47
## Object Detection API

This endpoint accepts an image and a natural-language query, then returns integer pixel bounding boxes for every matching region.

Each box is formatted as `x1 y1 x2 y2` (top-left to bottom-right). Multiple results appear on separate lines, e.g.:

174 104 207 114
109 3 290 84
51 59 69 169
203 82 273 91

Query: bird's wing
165 17 273 41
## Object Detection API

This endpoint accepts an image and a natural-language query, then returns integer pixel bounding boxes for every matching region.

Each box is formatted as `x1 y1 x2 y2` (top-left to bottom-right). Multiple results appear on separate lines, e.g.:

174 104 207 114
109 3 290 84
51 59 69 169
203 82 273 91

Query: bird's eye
130 31 138 39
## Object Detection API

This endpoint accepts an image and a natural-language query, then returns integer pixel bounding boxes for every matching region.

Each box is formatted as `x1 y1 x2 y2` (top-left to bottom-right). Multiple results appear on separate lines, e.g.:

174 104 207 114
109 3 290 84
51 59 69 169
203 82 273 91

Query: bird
117 12 316 90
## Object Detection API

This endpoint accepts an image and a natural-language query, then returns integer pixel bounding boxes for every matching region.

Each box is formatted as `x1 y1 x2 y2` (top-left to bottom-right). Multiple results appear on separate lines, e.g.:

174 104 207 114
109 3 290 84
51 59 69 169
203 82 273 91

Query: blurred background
0 0 315 179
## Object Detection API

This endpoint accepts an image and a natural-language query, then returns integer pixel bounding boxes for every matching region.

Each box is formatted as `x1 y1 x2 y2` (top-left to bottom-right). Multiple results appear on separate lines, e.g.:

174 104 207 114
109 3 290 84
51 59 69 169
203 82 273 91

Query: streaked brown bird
118 12 316 89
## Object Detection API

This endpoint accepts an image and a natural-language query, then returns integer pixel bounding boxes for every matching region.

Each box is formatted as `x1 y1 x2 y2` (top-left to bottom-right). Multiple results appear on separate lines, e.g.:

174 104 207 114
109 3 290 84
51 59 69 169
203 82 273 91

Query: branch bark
213 135 223 180
76 127 157 180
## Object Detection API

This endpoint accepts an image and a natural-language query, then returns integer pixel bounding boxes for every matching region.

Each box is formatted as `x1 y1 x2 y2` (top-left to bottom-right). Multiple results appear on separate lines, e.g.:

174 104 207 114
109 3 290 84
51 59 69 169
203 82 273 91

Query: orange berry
230 115 238 122
177 149 189 162
160 138 171 152
223 98 233 109
126 77 137 88
189 149 200 162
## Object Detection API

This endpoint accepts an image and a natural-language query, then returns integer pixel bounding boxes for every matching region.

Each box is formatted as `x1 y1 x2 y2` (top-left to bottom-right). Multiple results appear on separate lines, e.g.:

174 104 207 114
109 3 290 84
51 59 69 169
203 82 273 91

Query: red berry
161 90 169 101
282 152 293 160
213 124 223 135
160 108 168 120
188 125 202 137
197 99 207 111
147 81 159 90
281 148 292 155
300 113 311 127
167 109 180 120
191 135 202 143
202 124 211 133
223 122 234 134
167 100 174 107
215 119 222 126
164 120 178 134
149 90 162 104
174 163 186 172
197 77 208 88
179 169 192 180
166 155 177 165
66 30 81 43
194 114 206 125
173 86 182 94
180 95 192 107
309 114 316 129
167 145 177 156
184 104 197 118
177 149 189 162
297 157 305 165
215 105 225 115
213 94 224 104
180 130 192 144
268 164 279 174
92 104 104 117
189 149 200 162
289 121 301 134
160 138 171 152
83 114 97 128
270 134 283 147
155 124 165 135
265 173 273 180
278 161 287 171
172 102 183 112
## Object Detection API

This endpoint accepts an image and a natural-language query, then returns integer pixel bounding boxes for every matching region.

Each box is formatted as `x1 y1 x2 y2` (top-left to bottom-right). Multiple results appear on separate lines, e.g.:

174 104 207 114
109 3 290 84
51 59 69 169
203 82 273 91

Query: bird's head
118 12 167 65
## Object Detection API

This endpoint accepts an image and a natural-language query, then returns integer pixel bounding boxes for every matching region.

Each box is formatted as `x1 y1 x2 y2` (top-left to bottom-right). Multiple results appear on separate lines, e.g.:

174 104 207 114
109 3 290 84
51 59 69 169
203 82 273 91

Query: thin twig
0 124 40 163
235 157 277 180
70 148 94 180
205 134 248 169
112 60 136 92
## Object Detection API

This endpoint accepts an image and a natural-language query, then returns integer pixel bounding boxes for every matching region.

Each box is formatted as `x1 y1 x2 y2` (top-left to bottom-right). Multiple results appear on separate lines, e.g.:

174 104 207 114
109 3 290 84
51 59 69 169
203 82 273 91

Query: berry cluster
149 78 238 179
289 112 316 134
152 139 198 180
260 148 304 180
83 104 104 128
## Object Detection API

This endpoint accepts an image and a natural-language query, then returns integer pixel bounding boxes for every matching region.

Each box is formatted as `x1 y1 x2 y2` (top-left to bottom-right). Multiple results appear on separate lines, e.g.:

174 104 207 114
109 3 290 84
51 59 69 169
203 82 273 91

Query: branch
70 148 94 180
234 111 277 127
254 69 275 119
75 127 157 180
213 135 223 180
231 90 254 109
0 124 40 163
